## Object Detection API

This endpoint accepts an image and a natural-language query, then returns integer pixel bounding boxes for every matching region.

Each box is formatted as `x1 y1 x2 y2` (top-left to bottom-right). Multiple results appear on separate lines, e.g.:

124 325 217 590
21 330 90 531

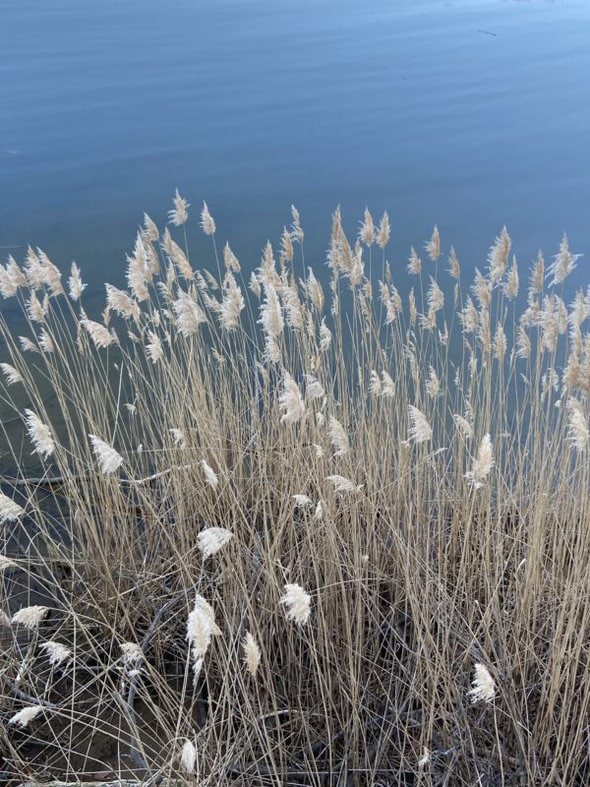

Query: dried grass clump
0 197 589 785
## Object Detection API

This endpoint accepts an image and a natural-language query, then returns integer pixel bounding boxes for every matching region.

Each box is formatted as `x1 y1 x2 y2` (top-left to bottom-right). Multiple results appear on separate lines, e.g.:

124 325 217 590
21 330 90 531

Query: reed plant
0 196 589 785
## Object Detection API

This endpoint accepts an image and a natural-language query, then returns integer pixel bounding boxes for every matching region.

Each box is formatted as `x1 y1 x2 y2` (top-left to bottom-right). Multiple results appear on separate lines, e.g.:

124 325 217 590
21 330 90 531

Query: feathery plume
453 414 473 440
459 297 479 334
0 363 22 386
319 320 332 351
291 204 304 243
38 328 54 353
407 246 422 275
34 249 63 295
493 324 507 362
197 527 233 560
425 225 441 262
200 202 216 235
381 370 395 397
201 460 219 488
369 370 382 396
23 246 45 289
168 188 189 226
407 405 432 444
68 262 86 300
9 706 44 728
328 416 349 457
89 435 123 475
567 398 589 451
126 234 150 301
547 233 580 287
280 583 311 625
180 740 197 774
27 293 46 324
427 277 444 313
359 207 375 246
448 247 461 279
243 632 261 676
24 409 55 459
326 475 363 493
249 271 262 298
219 272 245 330
223 242 241 272
162 228 194 280
529 251 544 297
281 282 304 329
426 367 440 398
468 663 496 703
314 499 324 520
143 213 160 242
40 641 72 667
80 319 116 349
0 256 26 297
120 642 144 671
279 372 305 424
0 493 25 523
305 268 324 310
503 255 519 299
472 268 491 308
280 226 294 263
186 594 220 679
304 375 325 400
258 284 283 338
173 290 207 336
146 330 164 364
380 282 402 324
376 211 391 248
11 605 49 629
465 434 494 489
488 226 511 283
105 284 140 321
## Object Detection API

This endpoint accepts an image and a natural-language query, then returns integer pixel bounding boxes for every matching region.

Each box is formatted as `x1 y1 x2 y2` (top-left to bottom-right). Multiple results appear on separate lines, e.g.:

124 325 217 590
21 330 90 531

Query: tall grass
1 197 589 785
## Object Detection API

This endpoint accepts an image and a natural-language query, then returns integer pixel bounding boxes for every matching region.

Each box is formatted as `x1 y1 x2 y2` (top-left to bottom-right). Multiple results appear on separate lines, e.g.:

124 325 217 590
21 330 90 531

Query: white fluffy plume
197 527 233 560
279 372 305 424
88 435 124 475
24 409 55 459
280 583 311 625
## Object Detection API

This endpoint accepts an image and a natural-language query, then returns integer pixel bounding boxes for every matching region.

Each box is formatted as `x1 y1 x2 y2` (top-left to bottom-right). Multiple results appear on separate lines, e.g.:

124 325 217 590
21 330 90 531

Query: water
2 0 589 304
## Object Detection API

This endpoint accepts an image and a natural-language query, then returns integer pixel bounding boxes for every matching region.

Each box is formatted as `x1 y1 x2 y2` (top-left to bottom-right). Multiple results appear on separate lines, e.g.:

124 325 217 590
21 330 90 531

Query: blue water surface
1 0 590 299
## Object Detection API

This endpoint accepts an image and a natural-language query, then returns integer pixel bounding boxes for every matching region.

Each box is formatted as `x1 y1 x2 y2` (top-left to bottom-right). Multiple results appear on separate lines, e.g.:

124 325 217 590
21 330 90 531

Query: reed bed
0 196 589 786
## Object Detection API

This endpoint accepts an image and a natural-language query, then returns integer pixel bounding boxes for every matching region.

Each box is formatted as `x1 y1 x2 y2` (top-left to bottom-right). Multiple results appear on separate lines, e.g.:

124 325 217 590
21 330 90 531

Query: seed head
11 605 49 629
40 640 72 667
24 410 55 460
201 460 219 488
242 632 261 676
280 583 311 625
326 475 363 494
279 372 305 424
168 188 189 226
180 739 197 774
407 405 432 444
200 202 216 235
9 705 44 728
197 527 233 560
0 494 25 524
89 435 123 475
468 663 496 704
465 433 494 489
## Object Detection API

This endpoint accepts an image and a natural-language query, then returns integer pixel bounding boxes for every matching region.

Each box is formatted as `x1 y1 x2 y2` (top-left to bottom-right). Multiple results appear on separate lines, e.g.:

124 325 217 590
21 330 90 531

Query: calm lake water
1 0 590 302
